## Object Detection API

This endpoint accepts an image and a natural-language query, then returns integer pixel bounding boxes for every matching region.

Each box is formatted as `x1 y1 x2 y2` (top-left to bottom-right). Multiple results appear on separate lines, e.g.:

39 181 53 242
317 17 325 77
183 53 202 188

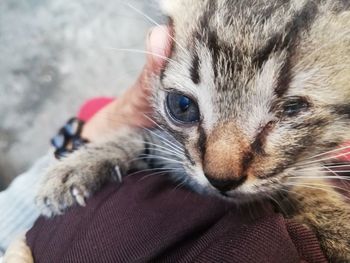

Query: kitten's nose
205 174 247 193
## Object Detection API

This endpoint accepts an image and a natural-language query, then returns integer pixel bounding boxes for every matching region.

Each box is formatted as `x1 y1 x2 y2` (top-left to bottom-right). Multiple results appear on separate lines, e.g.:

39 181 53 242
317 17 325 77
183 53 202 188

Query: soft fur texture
31 0 350 262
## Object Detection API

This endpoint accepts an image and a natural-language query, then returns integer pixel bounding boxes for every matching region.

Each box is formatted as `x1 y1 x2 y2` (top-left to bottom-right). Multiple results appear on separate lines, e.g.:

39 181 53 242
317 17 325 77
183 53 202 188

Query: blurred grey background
0 0 162 188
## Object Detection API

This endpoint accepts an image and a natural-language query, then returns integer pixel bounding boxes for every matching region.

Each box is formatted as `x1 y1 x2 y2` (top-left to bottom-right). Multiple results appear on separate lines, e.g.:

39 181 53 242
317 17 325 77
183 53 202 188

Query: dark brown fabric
27 173 328 263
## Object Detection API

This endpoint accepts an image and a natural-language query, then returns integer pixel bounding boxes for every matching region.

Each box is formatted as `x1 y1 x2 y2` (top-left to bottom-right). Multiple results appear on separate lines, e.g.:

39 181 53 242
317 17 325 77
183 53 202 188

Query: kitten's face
153 0 350 202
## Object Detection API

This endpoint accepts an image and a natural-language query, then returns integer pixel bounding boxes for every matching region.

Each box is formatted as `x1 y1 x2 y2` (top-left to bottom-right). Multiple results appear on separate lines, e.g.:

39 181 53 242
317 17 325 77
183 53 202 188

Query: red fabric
77 97 114 122
26 174 328 263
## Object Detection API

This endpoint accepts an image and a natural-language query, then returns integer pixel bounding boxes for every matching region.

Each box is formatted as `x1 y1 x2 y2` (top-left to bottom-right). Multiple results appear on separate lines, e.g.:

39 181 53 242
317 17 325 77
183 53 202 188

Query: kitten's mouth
209 175 287 203
191 167 290 202
214 189 262 204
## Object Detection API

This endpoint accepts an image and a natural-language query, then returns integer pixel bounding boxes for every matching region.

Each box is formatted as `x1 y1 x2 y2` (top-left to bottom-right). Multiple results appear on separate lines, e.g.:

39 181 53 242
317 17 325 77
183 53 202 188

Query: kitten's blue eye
166 93 200 124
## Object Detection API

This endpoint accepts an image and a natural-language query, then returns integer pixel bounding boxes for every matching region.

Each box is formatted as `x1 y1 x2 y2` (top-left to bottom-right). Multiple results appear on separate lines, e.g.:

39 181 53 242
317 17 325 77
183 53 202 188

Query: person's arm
0 155 52 255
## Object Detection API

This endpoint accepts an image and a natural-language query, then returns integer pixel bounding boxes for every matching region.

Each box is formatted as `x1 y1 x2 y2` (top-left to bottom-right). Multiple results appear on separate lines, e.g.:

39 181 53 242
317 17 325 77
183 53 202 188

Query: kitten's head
153 0 350 202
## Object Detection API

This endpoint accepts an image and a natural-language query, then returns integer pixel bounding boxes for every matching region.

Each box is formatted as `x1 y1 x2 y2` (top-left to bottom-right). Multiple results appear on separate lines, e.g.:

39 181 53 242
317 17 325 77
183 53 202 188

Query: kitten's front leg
290 180 350 262
36 128 149 217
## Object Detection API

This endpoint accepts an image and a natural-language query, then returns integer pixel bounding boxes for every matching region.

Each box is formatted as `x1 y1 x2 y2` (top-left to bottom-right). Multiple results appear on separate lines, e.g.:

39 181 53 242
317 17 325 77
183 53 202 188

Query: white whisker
298 151 350 166
305 145 350 160
141 113 184 151
137 169 184 183
141 140 184 156
266 193 288 216
172 179 188 192
101 47 176 63
144 127 184 153
289 176 350 181
144 147 184 159
286 182 350 198
310 170 350 174
324 164 350 169
122 2 187 53
126 136 184 158
296 164 350 172
324 165 346 178
128 155 183 165
128 167 181 177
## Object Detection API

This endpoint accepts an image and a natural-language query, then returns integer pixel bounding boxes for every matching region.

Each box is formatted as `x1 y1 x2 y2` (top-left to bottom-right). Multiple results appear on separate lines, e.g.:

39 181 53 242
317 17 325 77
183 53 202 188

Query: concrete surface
0 0 162 188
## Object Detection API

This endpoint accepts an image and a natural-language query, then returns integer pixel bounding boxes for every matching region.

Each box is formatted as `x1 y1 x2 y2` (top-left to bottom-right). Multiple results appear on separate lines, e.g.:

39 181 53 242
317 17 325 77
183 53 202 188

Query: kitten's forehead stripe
193 0 322 97
196 1 220 78
190 53 201 84
160 20 176 83
199 0 217 29
206 31 221 79
275 1 320 97
252 0 316 70
157 0 350 194
333 105 350 119
252 33 287 69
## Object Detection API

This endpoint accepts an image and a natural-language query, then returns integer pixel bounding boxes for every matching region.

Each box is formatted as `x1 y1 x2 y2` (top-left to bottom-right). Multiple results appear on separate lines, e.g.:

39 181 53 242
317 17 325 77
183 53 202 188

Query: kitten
36 0 350 261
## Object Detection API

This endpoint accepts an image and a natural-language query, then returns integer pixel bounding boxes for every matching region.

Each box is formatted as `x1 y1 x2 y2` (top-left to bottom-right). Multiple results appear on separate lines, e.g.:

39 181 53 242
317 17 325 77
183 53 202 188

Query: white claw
75 195 86 207
114 165 123 183
72 187 86 207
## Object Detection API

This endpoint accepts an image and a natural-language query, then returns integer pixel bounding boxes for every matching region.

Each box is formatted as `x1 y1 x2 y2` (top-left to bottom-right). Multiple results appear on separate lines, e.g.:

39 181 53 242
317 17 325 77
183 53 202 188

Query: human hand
82 25 172 142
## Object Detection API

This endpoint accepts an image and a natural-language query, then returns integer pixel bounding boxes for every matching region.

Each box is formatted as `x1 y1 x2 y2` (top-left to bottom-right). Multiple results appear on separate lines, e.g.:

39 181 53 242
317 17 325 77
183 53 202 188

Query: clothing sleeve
0 153 53 255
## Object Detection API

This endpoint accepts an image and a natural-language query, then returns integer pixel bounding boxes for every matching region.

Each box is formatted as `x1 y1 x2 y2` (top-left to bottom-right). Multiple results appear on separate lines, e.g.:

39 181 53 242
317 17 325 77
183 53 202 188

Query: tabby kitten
36 0 350 261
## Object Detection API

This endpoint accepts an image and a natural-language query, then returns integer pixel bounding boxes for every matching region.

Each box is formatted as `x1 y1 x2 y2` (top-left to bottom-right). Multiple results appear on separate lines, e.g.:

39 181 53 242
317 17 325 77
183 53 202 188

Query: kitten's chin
216 190 265 204
185 167 288 204
211 185 286 205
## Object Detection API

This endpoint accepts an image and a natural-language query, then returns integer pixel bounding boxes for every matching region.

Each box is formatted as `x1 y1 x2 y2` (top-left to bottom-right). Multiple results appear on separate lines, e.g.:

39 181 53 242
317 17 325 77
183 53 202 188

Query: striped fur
156 0 350 260
33 0 350 261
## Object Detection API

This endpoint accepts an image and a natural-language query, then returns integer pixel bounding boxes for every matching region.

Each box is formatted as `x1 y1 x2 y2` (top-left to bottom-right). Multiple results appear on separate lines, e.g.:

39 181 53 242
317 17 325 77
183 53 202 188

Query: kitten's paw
36 160 123 217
